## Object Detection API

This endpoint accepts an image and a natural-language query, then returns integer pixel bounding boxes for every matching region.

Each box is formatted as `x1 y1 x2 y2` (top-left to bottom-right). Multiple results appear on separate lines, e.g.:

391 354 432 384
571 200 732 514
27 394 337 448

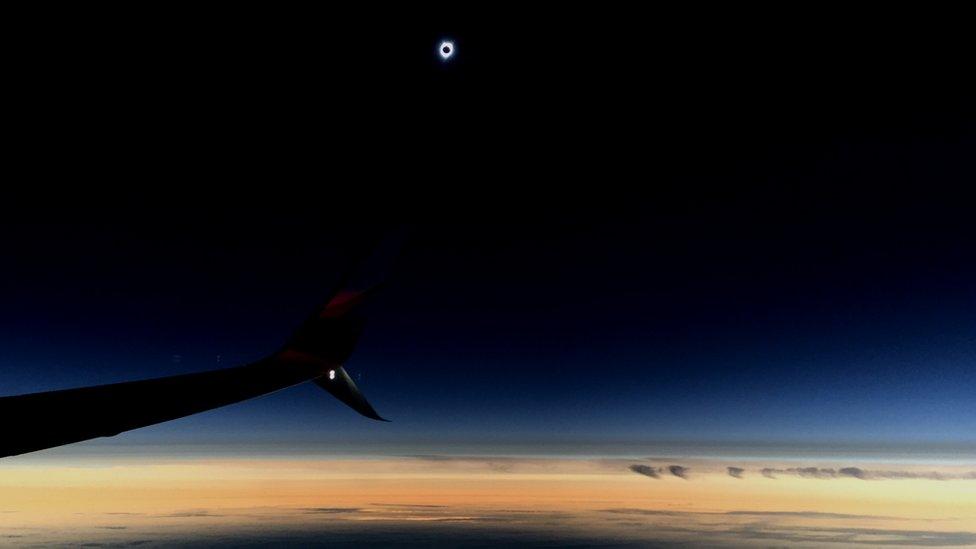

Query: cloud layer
8 505 971 548
759 467 976 481
627 463 976 482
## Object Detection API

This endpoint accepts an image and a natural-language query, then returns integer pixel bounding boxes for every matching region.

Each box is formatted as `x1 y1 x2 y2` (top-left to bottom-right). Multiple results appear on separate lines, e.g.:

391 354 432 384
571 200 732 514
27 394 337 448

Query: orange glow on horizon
2 456 974 537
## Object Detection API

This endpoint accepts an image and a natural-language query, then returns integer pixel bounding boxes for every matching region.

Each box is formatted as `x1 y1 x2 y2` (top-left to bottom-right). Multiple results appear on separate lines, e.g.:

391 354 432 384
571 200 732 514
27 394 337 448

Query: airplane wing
0 237 400 459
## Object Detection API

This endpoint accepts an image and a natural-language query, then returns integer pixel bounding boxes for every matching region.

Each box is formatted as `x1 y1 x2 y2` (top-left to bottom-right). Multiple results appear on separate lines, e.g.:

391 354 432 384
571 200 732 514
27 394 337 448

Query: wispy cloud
623 462 976 483
371 503 449 509
604 508 896 520
300 507 361 514
760 467 976 481
723 510 896 520
762 467 838 479
162 510 224 518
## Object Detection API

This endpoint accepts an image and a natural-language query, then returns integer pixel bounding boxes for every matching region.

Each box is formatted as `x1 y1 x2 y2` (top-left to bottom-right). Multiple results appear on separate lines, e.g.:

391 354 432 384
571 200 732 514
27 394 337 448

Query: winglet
314 366 389 421
295 231 406 422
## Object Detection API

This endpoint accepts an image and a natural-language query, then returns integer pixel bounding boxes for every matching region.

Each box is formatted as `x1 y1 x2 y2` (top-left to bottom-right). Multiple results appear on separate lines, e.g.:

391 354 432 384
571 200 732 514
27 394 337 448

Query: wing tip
314 367 389 423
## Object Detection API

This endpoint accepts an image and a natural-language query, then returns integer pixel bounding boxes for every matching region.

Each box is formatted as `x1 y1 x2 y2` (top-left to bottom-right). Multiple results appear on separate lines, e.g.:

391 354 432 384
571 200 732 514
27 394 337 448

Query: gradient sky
3 11 976 549
3 17 974 461
3 187 975 457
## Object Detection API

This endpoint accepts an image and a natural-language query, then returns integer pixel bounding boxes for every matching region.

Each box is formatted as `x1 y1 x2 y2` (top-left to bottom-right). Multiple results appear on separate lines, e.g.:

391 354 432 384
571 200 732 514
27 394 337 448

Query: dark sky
3 9 974 455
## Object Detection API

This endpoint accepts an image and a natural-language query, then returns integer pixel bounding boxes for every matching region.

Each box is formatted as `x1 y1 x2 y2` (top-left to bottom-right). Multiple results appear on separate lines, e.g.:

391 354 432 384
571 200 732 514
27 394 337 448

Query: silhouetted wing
0 358 322 458
0 234 399 459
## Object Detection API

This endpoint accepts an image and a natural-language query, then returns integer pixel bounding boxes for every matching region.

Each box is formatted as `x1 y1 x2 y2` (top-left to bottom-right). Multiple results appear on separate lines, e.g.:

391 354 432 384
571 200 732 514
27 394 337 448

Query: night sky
3 10 975 458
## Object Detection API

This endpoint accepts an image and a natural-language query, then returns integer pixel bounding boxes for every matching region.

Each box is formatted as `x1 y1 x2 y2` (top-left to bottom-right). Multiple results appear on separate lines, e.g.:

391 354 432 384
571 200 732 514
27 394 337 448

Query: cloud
760 466 976 481
796 467 837 479
724 510 896 520
602 510 974 546
605 508 895 520
629 464 661 479
839 467 868 479
162 510 224 518
761 467 846 479
372 503 448 508
603 508 687 517
13 504 972 548
624 463 692 480
844 469 976 481
633 461 974 483
728 525 976 546
300 507 361 514
668 465 689 479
